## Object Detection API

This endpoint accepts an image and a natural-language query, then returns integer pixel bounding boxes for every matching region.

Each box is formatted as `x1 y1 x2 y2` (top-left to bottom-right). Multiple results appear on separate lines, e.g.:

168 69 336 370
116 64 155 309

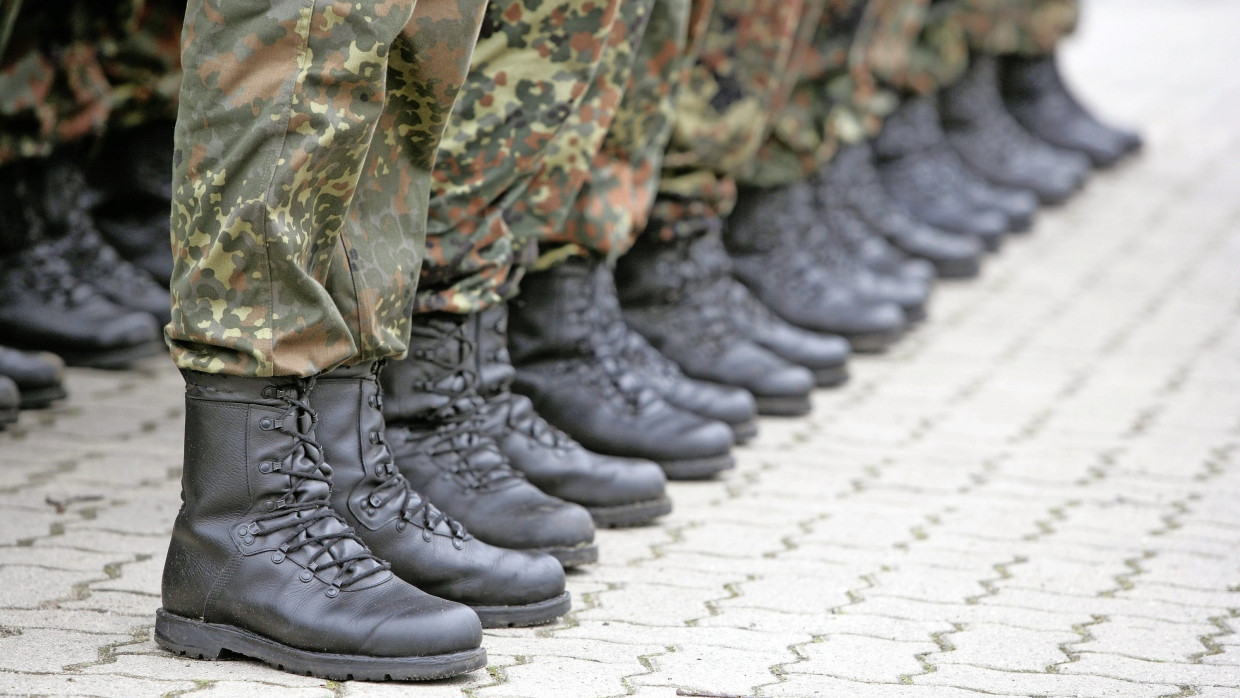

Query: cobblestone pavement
2 1 1240 696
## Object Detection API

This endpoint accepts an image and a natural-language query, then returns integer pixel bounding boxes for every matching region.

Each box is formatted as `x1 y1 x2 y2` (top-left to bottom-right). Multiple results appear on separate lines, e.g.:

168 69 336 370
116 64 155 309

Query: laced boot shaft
616 228 814 418
472 306 671 527
382 311 597 566
157 371 485 678
508 257 736 480
316 361 570 627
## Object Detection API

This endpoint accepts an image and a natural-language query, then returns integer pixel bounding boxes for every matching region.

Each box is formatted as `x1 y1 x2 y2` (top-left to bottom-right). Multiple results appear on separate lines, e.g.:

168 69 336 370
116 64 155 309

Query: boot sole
474 591 572 629
903 304 928 324
842 328 905 354
538 542 599 568
588 496 673 528
153 608 486 681
813 365 850 388
57 341 164 370
0 406 16 427
754 395 812 417
658 453 735 481
731 418 759 445
17 385 67 409
932 256 982 280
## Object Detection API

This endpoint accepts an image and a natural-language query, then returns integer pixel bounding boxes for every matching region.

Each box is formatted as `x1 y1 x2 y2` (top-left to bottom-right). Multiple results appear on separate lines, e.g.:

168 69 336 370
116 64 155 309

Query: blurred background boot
1000 53 1142 168
727 281 851 387
0 346 67 408
829 144 985 279
0 375 17 429
940 54 1090 205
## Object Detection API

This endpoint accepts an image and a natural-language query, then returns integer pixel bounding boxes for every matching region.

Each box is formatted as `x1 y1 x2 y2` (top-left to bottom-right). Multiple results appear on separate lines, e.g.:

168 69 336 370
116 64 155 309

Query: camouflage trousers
165 0 485 376
418 0 710 313
0 0 182 165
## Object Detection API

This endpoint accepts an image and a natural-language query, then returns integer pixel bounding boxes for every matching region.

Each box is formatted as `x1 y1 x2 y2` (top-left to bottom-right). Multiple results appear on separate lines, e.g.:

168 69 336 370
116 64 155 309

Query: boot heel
154 608 226 660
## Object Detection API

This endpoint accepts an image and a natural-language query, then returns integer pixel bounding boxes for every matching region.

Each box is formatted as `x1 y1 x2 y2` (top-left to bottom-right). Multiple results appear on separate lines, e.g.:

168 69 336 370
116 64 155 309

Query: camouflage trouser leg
418 0 651 313
0 2 115 165
652 0 823 228
98 0 185 129
906 0 1076 94
167 0 484 376
540 0 712 257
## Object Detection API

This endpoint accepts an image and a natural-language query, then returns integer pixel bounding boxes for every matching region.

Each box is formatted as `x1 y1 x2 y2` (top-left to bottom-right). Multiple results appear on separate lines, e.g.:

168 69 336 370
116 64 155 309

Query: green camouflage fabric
416 0 656 314
536 0 712 257
650 0 826 233
908 0 1078 95
0 1 118 165
166 0 486 377
99 0 185 129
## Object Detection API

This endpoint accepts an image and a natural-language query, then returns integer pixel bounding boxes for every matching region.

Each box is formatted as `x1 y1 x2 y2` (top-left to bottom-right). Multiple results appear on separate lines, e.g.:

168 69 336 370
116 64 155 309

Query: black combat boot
815 159 936 284
0 346 66 408
726 182 907 353
727 281 850 387
1000 53 1142 168
619 328 761 443
508 256 736 480
809 202 935 323
88 121 175 284
47 155 172 324
829 143 985 279
0 159 162 368
156 371 485 681
472 306 673 527
940 53 1090 204
0 375 16 428
315 361 571 627
382 312 598 567
874 96 1013 250
616 228 815 417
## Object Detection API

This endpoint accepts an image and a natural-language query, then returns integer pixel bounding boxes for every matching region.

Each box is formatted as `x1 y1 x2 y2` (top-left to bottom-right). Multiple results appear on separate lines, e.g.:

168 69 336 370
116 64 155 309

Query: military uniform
165 0 487 376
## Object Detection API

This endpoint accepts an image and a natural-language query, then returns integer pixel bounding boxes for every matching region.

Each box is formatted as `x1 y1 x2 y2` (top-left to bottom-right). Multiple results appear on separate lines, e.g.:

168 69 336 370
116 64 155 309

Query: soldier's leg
155 0 491 679
997 0 1142 166
0 1 164 367
586 0 820 420
381 0 668 562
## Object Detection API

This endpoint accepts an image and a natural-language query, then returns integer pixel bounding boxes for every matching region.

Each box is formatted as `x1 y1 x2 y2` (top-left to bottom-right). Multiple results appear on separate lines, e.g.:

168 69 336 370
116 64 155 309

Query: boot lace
249 379 390 591
408 317 526 491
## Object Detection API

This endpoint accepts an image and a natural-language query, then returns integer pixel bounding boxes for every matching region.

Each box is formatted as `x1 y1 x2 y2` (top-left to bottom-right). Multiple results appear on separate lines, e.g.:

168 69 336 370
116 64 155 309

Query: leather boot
315 361 571 627
616 228 815 417
815 159 936 284
156 371 486 681
0 159 162 368
508 256 736 480
727 281 850 387
619 329 760 443
1000 53 1142 168
726 182 907 353
0 375 17 428
88 122 175 284
940 53 1090 204
0 346 66 409
472 306 672 527
382 312 598 567
47 155 171 324
830 143 985 279
874 96 1013 250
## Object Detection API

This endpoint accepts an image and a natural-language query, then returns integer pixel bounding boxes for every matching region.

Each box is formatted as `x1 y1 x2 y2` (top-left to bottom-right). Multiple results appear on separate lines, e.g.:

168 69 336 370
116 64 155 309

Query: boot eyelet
367 395 378 408
395 521 407 531
452 539 465 550
258 461 272 473
271 552 284 563
261 387 276 398
422 530 433 542
369 432 381 444
259 418 274 430
325 587 339 598
299 570 313 582
237 526 249 537
263 500 274 511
